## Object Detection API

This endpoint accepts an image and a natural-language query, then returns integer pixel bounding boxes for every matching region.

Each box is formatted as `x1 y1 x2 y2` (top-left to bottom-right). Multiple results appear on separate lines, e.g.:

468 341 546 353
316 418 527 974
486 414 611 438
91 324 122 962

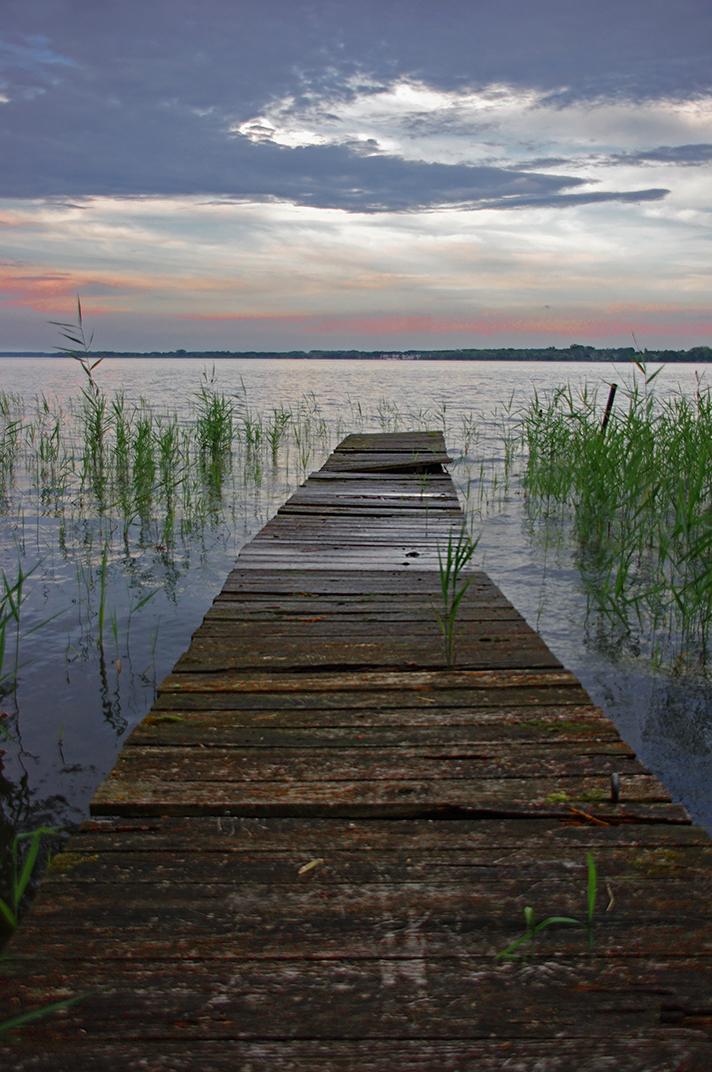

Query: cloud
610 144 712 166
0 1 708 211
0 100 668 212
232 78 550 160
0 263 142 312
1 193 708 324
476 188 669 210
178 307 712 340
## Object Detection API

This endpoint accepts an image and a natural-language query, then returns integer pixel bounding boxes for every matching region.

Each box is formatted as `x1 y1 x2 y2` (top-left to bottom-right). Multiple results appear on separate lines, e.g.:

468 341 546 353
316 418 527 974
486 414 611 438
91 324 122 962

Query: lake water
1 355 712 879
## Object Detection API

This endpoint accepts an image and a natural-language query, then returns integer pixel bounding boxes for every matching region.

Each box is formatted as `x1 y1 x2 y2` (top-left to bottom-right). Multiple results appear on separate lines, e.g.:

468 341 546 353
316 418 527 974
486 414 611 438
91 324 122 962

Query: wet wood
3 431 712 1070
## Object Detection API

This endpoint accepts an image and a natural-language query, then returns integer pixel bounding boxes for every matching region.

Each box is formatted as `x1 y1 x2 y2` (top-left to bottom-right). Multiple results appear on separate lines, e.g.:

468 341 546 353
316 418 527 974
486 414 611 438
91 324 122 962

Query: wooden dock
3 431 712 1070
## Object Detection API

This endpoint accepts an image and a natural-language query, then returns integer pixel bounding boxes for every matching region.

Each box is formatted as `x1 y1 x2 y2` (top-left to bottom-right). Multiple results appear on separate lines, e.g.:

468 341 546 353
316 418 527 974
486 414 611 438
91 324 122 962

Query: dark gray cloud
609 144 712 166
0 0 708 210
478 188 669 210
1 121 669 213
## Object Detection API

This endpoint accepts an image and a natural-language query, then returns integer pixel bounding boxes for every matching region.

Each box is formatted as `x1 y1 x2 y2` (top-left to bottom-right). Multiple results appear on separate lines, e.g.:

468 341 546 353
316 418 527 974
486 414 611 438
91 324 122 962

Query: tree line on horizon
4 344 712 362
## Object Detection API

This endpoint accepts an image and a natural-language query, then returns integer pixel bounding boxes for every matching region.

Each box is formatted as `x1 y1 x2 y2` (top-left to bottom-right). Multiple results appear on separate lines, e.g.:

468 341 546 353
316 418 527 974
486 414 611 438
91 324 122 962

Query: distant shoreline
2 346 711 362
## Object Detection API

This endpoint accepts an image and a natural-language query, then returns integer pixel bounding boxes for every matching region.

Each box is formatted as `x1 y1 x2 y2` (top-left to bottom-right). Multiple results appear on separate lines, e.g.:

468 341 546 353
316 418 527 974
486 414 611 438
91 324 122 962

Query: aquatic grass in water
522 366 712 670
195 367 239 459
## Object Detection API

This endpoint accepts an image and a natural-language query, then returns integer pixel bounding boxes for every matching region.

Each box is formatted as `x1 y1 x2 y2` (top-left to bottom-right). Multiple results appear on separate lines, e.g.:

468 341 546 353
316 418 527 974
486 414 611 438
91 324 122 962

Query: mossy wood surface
3 432 712 1070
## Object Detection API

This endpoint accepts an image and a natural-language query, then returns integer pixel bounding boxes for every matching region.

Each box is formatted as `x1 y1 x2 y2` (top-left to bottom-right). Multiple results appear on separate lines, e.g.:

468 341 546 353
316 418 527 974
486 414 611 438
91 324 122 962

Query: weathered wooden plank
249 532 460 542
264 508 458 518
15 873 712 961
281 497 459 510
221 566 494 581
219 569 498 594
308 465 454 474
157 667 584 694
54 815 712 852
326 447 453 457
33 853 712 904
320 452 453 471
35 827 712 886
241 538 451 550
231 555 447 571
151 700 596 726
297 486 458 497
250 531 461 544
303 472 455 483
275 504 462 516
214 590 508 610
203 604 524 622
37 833 712 881
106 742 643 781
192 619 543 640
3 957 712 1043
51 810 711 853
259 510 460 524
172 636 562 672
335 432 447 451
130 709 621 745
90 772 677 819
210 593 514 610
287 483 459 498
4 1037 709 1072
232 553 448 570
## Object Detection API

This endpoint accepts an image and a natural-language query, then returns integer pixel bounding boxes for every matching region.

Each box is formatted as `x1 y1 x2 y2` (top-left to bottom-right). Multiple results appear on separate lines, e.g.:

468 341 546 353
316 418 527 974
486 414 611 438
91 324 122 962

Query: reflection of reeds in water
522 366 712 670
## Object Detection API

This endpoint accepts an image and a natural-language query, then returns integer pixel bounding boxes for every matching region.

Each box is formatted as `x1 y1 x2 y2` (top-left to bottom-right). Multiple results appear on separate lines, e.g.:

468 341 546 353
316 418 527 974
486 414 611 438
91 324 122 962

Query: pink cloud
0 265 150 314
176 308 712 339
4 259 711 345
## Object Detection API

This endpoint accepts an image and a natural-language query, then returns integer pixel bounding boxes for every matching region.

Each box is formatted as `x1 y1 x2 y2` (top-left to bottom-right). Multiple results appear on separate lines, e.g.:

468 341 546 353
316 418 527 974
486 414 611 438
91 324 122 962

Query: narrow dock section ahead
2 432 712 1071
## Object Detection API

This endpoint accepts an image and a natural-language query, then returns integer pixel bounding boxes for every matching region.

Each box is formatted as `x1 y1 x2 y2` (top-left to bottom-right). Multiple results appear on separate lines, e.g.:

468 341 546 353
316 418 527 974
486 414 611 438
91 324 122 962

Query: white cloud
232 78 554 163
232 76 712 175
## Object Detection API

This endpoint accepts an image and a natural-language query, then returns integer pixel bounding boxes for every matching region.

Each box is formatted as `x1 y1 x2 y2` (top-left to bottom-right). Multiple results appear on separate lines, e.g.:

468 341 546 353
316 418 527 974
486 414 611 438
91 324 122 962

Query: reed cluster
522 367 712 670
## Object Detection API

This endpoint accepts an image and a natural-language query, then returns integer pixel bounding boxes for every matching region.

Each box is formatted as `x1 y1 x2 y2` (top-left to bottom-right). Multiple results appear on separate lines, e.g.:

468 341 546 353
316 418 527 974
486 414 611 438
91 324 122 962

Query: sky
1 0 712 352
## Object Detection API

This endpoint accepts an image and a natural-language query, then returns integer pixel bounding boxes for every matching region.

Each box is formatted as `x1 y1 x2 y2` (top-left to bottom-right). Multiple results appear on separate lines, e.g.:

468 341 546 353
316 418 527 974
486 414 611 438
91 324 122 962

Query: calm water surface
1 356 712 858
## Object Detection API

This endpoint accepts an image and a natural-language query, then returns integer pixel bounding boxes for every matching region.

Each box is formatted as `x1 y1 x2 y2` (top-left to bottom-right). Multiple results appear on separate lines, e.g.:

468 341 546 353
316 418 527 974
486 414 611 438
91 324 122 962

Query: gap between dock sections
2 431 712 1071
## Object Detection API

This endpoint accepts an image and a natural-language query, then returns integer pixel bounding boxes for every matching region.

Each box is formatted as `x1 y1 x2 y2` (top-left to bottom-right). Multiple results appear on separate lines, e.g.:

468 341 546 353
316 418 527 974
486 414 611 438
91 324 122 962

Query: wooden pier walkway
3 432 712 1070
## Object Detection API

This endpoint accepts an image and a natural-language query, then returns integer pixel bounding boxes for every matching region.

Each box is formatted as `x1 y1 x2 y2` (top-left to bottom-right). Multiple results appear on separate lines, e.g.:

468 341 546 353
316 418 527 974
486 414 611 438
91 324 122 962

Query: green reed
0 826 64 932
522 366 712 669
195 368 237 459
266 407 292 457
435 525 479 667
496 853 598 962
132 414 156 517
0 993 90 1037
